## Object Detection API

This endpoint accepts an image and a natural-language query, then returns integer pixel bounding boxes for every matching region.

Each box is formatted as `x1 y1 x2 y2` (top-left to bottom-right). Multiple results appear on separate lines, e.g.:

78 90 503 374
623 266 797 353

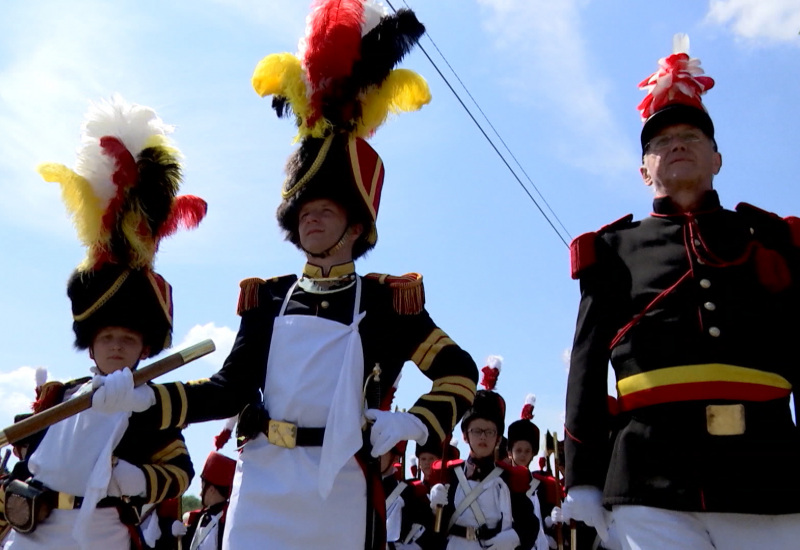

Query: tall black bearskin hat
39 96 207 358
507 393 540 454
252 0 431 259
461 355 506 435
638 34 715 154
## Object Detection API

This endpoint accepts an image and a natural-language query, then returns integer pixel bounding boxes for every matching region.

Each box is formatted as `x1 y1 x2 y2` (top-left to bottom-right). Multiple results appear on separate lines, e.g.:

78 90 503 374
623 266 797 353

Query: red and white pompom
637 34 714 121
521 393 536 420
480 355 503 390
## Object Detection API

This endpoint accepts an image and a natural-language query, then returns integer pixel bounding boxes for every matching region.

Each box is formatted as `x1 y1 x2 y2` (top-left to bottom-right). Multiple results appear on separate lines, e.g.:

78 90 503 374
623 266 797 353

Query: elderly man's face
640 123 722 196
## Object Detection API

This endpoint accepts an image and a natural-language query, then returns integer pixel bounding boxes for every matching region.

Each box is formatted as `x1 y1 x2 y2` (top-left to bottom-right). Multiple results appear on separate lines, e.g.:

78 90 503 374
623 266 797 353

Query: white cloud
175 322 237 372
706 0 800 42
0 366 39 429
476 0 638 176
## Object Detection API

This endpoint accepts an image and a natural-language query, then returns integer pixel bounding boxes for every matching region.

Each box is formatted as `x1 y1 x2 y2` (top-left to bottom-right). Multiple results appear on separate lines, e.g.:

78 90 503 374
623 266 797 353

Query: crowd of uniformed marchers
2 1 800 549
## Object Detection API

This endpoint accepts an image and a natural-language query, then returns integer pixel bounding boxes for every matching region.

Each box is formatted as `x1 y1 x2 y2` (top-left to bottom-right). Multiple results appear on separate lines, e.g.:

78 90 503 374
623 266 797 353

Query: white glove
364 409 428 457
547 505 564 526
141 514 161 548
92 368 155 414
547 535 557 549
394 543 422 550
107 459 147 497
171 520 187 538
429 483 448 510
562 486 609 539
484 528 520 550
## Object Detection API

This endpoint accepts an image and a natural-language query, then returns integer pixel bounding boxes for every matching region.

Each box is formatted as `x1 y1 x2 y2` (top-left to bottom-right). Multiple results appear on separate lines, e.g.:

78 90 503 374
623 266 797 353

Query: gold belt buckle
57 492 75 510
465 526 477 541
706 404 745 436
267 419 298 449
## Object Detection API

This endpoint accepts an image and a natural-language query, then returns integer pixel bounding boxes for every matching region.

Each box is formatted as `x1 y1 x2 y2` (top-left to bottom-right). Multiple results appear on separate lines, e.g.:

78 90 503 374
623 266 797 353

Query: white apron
223 278 367 550
22 381 130 549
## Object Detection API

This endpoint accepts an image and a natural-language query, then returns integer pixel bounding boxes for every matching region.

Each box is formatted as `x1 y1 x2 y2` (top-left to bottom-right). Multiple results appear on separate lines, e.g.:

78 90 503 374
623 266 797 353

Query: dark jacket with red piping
566 191 800 513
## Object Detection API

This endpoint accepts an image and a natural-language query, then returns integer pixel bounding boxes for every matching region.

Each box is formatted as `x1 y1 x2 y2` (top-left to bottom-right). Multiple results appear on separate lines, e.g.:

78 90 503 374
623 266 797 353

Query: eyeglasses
646 131 705 152
467 428 497 438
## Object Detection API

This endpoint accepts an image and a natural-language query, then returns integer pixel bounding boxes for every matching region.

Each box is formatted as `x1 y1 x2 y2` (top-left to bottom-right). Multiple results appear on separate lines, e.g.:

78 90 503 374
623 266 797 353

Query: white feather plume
673 33 689 55
35 367 48 388
409 456 417 466
524 393 536 407
362 0 389 36
485 355 503 371
75 95 176 208
224 416 237 431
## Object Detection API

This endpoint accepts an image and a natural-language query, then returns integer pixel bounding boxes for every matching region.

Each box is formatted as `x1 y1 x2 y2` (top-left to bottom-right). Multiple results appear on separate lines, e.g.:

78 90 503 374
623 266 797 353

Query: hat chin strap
303 226 351 260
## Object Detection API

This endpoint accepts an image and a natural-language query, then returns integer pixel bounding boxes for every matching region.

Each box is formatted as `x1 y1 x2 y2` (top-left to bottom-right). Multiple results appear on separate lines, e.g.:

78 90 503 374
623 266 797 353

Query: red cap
201 452 236 488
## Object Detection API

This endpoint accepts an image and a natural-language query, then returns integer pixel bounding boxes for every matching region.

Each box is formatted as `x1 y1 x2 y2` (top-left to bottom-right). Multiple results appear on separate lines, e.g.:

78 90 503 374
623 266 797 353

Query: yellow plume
356 69 431 138
38 163 105 252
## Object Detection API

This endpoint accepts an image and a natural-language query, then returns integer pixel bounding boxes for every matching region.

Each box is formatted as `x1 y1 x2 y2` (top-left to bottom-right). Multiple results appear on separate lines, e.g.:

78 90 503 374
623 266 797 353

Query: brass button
700 279 711 289
704 302 716 311
320 300 330 309
708 326 721 337
694 238 702 246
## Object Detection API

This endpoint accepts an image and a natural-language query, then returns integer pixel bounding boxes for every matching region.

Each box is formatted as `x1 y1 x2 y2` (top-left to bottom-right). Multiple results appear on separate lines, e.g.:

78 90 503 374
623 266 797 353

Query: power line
386 0 572 247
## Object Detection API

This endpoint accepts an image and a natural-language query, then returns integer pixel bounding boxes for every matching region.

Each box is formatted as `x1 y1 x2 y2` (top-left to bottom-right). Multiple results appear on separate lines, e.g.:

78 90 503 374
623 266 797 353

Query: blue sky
1 0 798 496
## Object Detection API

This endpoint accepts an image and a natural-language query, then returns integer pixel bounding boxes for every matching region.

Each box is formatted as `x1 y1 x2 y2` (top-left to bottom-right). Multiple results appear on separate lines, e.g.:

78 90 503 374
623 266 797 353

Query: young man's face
298 199 350 255
90 326 149 375
510 440 534 468
463 418 500 460
417 451 437 479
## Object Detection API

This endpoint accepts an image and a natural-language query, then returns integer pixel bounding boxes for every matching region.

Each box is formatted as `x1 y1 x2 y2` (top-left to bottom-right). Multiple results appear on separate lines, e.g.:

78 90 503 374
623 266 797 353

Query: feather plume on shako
38 95 207 272
637 33 714 121
480 354 503 391
40 95 208 357
214 416 238 450
252 0 430 140
521 393 536 420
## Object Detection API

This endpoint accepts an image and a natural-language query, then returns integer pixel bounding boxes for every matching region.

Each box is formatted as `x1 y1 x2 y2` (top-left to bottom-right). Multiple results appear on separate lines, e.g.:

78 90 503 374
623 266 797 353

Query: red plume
158 195 208 239
480 355 503 390
303 0 365 126
99 136 139 232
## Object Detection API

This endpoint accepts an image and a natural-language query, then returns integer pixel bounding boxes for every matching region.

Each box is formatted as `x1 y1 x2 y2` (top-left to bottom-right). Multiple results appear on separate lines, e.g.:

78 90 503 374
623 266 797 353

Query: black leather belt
237 403 325 448
57 493 123 510
449 523 502 541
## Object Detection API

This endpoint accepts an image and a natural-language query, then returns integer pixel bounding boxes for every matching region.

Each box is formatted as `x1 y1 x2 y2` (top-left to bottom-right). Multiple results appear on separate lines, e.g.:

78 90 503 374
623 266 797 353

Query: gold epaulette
365 272 425 315
236 277 266 315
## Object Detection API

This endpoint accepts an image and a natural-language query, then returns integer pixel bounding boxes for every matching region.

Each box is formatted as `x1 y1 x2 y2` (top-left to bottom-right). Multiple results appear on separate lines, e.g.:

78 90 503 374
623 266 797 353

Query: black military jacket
147 262 478 452
566 191 800 513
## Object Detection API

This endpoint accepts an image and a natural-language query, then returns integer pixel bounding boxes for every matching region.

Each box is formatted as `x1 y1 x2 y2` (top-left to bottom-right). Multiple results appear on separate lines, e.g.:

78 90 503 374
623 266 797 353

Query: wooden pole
0 339 215 448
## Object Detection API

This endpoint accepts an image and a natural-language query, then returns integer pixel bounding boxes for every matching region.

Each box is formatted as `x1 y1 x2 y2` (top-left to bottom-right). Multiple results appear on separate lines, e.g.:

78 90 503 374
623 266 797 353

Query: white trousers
611 505 800 550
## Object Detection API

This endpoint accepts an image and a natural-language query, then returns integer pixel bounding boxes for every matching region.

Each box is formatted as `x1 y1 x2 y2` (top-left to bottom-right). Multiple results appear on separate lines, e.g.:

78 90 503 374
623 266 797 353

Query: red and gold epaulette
364 272 425 315
496 461 532 493
570 214 633 279
236 277 266 315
